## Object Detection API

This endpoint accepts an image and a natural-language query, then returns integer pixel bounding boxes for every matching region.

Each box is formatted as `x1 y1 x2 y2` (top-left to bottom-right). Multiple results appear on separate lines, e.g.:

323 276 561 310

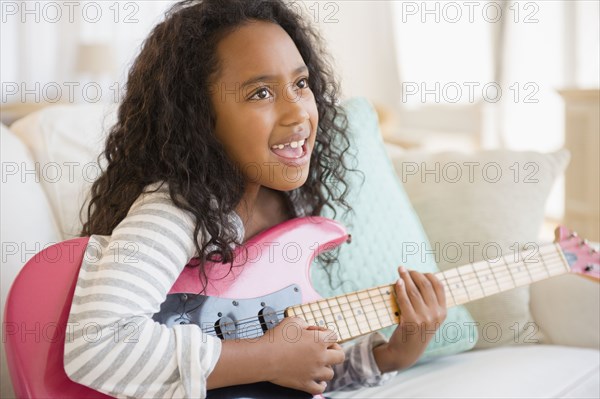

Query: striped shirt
64 183 398 398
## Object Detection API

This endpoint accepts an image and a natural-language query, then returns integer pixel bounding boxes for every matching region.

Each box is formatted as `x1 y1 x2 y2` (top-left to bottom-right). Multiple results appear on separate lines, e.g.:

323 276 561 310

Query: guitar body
168 216 347 303
153 216 352 398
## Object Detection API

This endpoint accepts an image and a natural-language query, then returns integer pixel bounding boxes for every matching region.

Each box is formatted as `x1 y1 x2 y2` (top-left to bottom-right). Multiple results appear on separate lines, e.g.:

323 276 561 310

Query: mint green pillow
311 97 477 359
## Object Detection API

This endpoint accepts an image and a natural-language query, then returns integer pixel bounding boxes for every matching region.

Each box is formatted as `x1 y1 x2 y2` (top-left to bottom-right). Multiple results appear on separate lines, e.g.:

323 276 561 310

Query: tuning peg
584 265 594 272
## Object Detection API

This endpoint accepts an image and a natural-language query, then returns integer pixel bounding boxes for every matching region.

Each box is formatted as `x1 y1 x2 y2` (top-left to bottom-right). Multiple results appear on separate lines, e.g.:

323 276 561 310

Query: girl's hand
261 317 345 395
375 266 447 372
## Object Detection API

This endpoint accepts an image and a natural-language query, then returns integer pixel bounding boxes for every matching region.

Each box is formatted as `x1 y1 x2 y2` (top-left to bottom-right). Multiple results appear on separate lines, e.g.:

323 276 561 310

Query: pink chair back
3 237 112 398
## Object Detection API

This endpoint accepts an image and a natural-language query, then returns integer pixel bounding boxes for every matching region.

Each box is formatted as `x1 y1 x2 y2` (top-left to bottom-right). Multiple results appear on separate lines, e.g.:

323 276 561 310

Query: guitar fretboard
285 243 570 342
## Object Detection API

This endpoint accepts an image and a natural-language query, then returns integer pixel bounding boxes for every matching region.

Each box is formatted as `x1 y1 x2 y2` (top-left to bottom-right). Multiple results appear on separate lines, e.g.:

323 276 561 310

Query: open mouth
270 139 308 160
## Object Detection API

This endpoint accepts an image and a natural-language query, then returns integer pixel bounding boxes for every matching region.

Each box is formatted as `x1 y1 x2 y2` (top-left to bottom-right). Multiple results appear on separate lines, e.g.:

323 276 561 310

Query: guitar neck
286 243 570 343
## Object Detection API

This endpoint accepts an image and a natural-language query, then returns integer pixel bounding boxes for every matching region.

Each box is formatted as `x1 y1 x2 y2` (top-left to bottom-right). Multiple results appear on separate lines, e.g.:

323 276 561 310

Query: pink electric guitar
4 217 599 399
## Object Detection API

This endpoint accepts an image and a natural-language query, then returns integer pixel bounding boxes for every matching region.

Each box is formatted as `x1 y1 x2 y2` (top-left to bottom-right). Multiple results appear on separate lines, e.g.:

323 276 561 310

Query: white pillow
9 104 117 240
1 124 62 399
391 149 570 348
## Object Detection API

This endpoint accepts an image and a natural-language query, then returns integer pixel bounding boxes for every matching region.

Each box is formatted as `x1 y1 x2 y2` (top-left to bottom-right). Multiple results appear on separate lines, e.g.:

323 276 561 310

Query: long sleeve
325 332 399 393
63 184 222 399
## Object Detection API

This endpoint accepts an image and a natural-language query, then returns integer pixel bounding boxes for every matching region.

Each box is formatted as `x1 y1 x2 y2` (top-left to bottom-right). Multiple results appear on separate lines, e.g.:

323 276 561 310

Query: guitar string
188 239 582 330
437 250 568 297
437 249 566 293
195 252 568 337
193 252 569 338
199 262 569 340
191 251 568 337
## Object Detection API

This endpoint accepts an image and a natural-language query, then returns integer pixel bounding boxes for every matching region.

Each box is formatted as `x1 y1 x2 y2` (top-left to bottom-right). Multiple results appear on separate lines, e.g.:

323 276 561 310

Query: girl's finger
398 266 426 310
289 317 309 329
328 342 343 351
327 345 345 365
412 271 438 307
308 381 328 395
425 272 447 308
393 271 416 320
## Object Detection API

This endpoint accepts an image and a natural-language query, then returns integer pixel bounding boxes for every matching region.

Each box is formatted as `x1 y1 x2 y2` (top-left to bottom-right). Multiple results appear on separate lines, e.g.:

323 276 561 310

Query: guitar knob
584 264 594 272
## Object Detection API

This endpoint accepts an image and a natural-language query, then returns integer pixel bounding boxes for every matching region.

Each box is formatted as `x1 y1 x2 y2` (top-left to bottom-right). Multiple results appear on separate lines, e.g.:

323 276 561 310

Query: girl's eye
249 78 309 101
250 87 272 101
297 77 309 89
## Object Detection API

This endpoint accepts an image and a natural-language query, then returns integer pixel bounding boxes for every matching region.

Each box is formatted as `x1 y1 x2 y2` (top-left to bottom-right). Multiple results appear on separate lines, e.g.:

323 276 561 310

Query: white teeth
271 139 306 150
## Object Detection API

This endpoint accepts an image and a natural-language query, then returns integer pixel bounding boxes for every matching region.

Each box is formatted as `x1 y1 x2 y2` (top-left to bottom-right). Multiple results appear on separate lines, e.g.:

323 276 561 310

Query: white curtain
501 0 599 151
390 0 599 219
390 0 599 150
1 1 176 104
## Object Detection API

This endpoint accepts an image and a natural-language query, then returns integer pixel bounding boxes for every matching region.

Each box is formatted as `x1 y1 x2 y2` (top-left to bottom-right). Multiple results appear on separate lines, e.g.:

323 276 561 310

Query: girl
64 0 447 397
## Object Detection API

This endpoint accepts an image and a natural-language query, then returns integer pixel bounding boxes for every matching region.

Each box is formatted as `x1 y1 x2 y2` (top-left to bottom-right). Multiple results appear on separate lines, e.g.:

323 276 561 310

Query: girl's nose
279 85 310 125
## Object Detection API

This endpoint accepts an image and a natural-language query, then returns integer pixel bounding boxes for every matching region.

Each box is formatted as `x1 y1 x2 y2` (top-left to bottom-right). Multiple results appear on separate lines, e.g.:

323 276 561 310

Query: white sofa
1 103 599 398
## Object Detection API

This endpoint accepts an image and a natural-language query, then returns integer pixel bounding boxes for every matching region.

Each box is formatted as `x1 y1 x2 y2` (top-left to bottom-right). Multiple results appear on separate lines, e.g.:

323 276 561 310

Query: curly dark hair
81 0 360 294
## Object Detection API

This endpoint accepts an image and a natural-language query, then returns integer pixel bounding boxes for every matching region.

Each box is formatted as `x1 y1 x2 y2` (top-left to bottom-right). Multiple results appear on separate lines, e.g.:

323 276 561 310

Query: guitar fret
338 296 362 337
329 297 350 339
358 291 377 332
457 265 472 302
438 271 457 306
310 302 323 326
533 250 551 280
369 289 387 329
386 286 399 324
347 293 370 335
504 254 530 287
365 289 383 330
338 317 362 337
462 264 485 300
474 261 498 295
521 250 536 283
554 243 571 274
358 291 374 331
543 249 568 276
532 266 552 279
541 249 560 273
442 268 469 305
374 287 394 326
317 300 339 333
535 247 557 274
492 257 514 291
281 242 575 344
473 272 490 296
377 286 397 325
501 256 519 289
486 259 503 293
300 304 312 324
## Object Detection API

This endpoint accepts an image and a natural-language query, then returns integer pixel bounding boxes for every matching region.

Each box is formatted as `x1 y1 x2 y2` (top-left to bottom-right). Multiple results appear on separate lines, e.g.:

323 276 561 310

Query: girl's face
210 20 319 192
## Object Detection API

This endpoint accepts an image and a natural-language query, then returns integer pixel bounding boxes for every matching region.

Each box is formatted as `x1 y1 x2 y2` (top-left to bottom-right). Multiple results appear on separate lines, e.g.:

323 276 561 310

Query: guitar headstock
555 226 600 282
